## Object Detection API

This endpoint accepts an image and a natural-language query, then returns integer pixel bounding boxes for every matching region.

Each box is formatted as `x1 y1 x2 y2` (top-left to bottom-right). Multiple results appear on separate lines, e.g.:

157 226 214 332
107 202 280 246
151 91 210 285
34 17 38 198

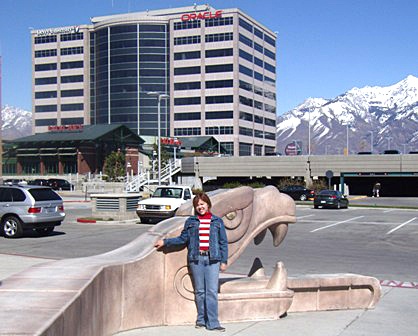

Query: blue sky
1 0 417 115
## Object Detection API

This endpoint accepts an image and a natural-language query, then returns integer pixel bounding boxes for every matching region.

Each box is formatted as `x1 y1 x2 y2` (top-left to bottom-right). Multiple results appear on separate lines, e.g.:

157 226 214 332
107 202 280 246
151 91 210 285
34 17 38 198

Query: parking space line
310 216 364 233
383 209 396 213
386 217 417 234
297 214 315 219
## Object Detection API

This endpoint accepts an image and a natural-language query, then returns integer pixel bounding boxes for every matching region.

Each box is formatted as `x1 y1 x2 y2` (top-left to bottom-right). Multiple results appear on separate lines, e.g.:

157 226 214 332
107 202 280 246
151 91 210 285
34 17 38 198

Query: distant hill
1 105 32 140
276 75 418 155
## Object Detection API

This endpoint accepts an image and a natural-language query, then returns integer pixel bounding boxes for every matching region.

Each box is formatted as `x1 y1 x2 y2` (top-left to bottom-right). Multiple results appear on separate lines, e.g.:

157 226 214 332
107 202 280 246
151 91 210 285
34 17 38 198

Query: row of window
174 79 233 91
174 95 234 106
239 127 276 139
35 103 84 112
35 89 84 99
239 112 276 126
174 63 232 76
174 31 233 46
34 117 84 126
35 60 84 72
239 49 275 74
239 34 275 60
238 18 275 47
174 48 233 61
239 80 276 100
35 75 83 85
174 17 233 30
34 32 83 44
239 64 275 85
35 47 84 58
239 95 276 114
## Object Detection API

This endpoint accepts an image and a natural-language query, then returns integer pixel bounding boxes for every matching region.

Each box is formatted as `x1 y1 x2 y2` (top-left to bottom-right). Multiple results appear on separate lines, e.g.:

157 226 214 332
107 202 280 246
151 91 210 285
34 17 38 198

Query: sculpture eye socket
223 210 243 229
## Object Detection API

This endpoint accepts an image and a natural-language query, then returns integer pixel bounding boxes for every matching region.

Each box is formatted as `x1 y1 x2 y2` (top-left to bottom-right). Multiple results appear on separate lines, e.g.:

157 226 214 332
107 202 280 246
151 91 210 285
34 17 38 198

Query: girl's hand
220 263 227 272
154 239 164 249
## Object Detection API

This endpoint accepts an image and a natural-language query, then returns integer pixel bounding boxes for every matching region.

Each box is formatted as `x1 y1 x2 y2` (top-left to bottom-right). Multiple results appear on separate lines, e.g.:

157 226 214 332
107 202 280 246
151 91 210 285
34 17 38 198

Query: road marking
310 216 364 233
297 214 315 219
383 209 396 213
386 217 417 234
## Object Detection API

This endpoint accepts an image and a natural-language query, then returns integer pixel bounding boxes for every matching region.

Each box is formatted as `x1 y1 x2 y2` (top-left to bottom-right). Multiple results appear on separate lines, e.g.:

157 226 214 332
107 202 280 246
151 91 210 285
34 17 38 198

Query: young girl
154 192 228 331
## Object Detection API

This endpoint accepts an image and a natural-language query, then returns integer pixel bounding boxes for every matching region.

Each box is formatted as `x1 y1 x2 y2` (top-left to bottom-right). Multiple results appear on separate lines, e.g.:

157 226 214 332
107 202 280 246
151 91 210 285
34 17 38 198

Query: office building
31 4 277 156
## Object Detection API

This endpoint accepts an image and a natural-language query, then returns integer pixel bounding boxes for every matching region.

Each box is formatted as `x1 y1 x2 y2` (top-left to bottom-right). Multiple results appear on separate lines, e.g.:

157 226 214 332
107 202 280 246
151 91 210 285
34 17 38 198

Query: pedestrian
372 182 381 197
154 192 228 332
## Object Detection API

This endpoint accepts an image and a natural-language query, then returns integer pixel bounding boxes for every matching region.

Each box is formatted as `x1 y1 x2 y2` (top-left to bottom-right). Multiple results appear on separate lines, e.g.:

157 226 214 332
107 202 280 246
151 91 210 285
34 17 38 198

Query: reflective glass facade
90 24 170 136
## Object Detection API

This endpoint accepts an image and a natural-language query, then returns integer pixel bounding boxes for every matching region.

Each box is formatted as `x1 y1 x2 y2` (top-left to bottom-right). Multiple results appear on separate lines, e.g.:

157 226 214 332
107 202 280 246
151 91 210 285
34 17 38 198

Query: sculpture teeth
269 224 284 247
253 229 267 245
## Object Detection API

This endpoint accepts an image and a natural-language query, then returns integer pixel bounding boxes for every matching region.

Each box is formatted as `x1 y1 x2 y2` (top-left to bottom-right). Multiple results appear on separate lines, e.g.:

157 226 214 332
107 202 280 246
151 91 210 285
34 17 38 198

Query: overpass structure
180 154 418 195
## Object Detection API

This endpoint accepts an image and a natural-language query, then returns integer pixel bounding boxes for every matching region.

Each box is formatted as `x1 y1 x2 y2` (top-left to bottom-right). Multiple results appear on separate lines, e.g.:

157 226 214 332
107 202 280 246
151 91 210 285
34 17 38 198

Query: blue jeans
189 255 221 329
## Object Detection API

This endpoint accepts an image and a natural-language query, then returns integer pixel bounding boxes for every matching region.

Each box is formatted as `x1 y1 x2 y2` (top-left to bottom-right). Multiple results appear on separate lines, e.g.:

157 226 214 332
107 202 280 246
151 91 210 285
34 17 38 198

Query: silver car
0 185 65 238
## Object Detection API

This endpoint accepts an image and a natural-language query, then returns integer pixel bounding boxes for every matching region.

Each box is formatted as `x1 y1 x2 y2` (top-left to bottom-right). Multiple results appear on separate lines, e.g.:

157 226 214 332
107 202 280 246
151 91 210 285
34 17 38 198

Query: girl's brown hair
192 192 212 209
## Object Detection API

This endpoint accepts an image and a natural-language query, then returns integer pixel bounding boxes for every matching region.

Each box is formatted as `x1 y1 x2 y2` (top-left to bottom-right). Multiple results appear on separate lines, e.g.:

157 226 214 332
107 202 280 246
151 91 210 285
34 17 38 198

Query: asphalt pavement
1 194 417 336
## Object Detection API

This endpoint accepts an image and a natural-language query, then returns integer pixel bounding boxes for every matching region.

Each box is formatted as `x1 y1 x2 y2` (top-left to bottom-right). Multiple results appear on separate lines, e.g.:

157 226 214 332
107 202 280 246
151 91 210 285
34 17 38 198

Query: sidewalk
1 253 416 336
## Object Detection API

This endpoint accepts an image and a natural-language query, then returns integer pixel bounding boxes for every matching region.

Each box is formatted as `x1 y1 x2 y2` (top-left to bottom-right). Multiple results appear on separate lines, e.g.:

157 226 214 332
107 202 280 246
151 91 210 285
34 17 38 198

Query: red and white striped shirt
198 212 211 251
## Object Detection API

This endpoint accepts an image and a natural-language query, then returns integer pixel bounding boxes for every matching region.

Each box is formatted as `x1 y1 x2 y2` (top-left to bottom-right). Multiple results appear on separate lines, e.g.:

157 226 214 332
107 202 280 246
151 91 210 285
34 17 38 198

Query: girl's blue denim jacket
163 214 228 264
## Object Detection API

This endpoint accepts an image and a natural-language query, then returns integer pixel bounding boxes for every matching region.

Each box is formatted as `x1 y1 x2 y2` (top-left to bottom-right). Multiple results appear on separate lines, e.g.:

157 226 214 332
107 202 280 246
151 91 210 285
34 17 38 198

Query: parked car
29 179 49 186
137 185 194 223
314 190 349 209
382 149 400 154
0 185 65 238
279 185 315 201
357 151 372 155
47 178 73 191
4 179 28 186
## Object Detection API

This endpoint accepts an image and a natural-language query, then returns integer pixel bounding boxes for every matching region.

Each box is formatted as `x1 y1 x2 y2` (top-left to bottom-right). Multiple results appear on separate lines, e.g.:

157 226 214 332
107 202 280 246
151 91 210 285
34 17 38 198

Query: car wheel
314 205 319 209
35 227 54 236
337 202 341 209
2 216 23 238
299 194 307 201
140 217 150 224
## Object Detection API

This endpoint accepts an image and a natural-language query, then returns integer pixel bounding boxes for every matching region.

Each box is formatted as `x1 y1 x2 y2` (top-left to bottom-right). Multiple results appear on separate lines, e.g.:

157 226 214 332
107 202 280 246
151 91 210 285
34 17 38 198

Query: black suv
279 185 315 201
47 178 73 191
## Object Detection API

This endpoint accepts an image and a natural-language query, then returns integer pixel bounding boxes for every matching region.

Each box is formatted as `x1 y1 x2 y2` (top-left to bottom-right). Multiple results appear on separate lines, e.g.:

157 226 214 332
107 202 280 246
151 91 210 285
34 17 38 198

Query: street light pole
308 107 311 155
386 136 392 150
346 124 349 155
368 131 373 153
147 92 169 185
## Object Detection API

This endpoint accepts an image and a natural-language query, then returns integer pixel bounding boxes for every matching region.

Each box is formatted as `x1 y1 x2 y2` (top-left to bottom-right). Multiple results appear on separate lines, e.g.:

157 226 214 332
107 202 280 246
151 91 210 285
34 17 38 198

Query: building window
221 142 234 155
254 56 263 67
61 75 83 83
239 111 253 122
174 35 201 45
61 89 84 97
254 27 263 39
265 132 276 140
62 117 84 125
264 34 276 47
254 42 263 54
239 65 253 78
205 111 233 119
34 49 57 58
205 64 233 73
206 95 233 104
220 126 233 134
239 34 253 48
61 60 84 69
60 46 83 55
174 97 201 105
174 66 200 75
206 126 219 135
174 81 201 90
35 118 57 126
254 144 263 156
239 80 252 92
239 142 252 156
205 32 233 43
34 35 57 44
61 103 83 111
35 77 57 85
206 126 233 135
35 63 57 71
205 16 233 27
174 128 201 136
61 32 83 41
174 112 201 120
174 20 201 30
205 48 233 58
35 91 57 99
239 18 253 33
205 79 233 89
254 100 263 110
35 105 57 112
264 62 275 73
254 71 263 81
254 129 264 138
239 49 253 63
264 103 276 114
239 127 253 137
265 146 275 155
174 51 201 60
265 118 276 127
264 48 275 60
254 115 263 124
239 95 253 107
264 75 275 85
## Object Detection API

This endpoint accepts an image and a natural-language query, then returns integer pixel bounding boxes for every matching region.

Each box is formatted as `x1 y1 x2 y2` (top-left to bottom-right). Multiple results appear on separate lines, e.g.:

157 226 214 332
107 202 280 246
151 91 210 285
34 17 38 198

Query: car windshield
153 188 183 198
28 188 62 201
319 190 335 196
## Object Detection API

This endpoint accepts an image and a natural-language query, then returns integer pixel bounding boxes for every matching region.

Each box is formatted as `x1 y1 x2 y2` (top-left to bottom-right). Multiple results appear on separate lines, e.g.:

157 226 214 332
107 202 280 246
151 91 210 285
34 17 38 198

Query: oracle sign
181 10 222 21
161 137 182 147
48 124 83 132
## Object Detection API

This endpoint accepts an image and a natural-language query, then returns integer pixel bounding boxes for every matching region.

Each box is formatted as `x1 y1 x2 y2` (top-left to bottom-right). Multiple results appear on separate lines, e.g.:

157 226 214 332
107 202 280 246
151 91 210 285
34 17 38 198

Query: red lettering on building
181 10 222 21
48 124 84 132
161 137 182 147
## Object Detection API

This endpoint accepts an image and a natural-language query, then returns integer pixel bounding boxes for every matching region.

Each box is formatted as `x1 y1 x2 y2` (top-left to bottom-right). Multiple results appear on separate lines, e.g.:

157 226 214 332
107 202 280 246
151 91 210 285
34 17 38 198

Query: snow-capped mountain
1 105 32 140
276 75 418 155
